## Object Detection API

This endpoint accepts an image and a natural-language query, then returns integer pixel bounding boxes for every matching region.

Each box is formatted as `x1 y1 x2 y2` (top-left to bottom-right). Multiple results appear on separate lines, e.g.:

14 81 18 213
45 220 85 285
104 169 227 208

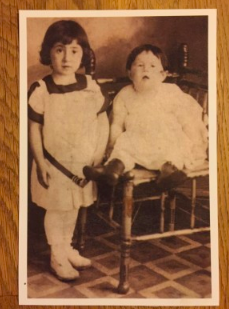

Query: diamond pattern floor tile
131 242 171 263
154 286 188 298
157 236 190 250
28 274 57 294
79 238 113 258
86 280 119 297
175 270 211 297
95 252 121 270
69 266 106 287
113 265 167 291
155 257 190 275
185 232 211 244
177 246 211 268
46 287 87 298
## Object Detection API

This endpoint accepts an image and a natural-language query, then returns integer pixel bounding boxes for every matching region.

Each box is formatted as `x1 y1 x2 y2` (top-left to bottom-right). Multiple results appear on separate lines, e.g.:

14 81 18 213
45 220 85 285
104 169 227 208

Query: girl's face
50 39 83 76
128 51 166 92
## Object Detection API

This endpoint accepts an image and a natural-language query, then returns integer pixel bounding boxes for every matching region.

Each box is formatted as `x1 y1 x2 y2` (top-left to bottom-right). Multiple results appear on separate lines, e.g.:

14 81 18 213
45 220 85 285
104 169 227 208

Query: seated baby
83 44 208 191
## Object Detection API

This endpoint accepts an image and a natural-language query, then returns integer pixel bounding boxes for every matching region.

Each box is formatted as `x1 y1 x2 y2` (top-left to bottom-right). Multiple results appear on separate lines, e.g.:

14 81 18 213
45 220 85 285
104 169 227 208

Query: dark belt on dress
43 148 89 188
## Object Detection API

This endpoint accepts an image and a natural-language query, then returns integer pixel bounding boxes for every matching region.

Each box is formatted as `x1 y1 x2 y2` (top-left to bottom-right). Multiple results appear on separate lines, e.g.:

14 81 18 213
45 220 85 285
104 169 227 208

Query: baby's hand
36 162 51 189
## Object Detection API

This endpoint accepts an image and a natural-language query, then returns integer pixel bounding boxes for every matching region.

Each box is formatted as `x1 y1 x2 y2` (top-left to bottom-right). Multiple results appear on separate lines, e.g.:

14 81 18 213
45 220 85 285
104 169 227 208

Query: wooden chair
85 76 210 294
73 43 210 293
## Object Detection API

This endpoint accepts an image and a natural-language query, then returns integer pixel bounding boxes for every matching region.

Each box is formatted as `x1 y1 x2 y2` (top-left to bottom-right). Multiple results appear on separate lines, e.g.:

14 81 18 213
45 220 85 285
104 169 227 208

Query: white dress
29 74 106 211
109 83 208 171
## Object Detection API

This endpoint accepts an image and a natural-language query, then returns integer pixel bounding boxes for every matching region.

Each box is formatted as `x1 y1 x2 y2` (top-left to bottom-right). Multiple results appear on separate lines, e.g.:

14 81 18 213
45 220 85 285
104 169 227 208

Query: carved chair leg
109 187 116 220
168 191 176 231
77 207 87 251
117 180 133 294
191 178 197 229
160 192 166 233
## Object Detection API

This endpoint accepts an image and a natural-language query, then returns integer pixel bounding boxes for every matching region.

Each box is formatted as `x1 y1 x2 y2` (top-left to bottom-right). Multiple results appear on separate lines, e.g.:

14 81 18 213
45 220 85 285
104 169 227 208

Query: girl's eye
151 65 155 68
137 64 143 67
72 50 77 54
56 48 63 53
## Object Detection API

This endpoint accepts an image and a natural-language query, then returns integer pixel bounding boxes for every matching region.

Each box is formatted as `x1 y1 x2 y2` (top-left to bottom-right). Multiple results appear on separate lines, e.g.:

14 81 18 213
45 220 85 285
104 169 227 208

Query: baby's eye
151 65 155 68
137 64 143 67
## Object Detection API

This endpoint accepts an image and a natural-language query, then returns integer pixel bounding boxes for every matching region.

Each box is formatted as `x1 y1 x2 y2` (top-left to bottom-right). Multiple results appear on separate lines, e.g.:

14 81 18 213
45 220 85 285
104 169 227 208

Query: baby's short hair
126 44 168 70
40 20 91 68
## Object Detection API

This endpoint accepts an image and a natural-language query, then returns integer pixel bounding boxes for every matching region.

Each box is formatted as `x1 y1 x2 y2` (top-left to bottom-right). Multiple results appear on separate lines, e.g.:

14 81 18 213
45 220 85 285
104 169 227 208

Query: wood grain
0 0 228 308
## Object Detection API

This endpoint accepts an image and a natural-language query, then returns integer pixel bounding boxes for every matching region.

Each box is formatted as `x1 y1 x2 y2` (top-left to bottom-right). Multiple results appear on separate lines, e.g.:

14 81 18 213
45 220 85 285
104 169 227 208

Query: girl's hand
105 146 113 161
36 162 51 189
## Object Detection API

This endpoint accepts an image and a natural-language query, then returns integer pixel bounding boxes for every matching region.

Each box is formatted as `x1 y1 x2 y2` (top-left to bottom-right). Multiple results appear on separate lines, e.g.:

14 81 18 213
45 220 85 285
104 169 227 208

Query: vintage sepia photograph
19 9 218 306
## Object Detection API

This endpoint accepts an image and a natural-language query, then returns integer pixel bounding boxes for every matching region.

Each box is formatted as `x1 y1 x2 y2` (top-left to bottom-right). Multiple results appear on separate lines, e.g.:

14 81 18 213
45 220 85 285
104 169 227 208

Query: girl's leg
62 209 79 245
63 209 91 269
44 210 79 281
44 210 65 245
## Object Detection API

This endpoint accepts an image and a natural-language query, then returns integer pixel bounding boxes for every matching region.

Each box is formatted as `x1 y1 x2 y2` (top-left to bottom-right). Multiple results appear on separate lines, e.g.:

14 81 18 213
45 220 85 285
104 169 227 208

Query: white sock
63 209 79 246
44 210 65 245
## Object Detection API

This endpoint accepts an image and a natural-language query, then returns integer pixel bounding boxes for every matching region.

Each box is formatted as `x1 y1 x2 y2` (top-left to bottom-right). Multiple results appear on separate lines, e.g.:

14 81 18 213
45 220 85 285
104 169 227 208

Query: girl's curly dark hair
40 20 92 71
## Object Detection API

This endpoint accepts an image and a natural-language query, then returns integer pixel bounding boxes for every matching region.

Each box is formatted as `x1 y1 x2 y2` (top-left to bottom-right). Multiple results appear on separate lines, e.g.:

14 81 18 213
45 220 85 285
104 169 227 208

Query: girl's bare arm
29 120 50 188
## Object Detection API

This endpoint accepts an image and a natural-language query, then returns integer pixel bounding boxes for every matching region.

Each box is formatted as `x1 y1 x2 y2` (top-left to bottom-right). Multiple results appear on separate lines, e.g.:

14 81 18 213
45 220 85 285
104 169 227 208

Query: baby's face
128 51 165 92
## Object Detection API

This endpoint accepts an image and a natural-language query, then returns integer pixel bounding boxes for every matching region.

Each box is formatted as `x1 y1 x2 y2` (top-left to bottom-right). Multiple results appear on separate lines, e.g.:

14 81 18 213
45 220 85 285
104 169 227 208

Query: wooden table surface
0 0 228 308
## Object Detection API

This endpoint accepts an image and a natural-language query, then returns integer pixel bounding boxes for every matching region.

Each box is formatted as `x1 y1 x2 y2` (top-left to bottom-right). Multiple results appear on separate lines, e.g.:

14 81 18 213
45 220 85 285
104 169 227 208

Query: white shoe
66 245 92 270
50 247 79 281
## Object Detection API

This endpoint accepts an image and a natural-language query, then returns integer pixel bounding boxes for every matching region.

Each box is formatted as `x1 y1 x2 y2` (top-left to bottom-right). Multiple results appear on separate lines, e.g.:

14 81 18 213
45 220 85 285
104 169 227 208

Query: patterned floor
27 177 211 299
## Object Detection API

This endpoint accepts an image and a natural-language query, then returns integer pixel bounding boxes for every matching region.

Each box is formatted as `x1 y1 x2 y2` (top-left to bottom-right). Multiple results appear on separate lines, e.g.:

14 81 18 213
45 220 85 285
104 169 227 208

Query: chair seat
123 161 209 186
123 169 158 185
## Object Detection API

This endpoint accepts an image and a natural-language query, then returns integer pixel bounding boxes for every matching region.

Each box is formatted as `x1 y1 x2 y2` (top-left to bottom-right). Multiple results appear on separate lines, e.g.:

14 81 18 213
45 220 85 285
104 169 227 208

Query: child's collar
43 74 87 94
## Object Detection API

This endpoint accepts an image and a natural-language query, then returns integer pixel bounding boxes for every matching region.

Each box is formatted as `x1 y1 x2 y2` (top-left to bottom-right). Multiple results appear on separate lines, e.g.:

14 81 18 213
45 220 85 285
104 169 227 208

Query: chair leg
160 193 166 233
117 180 133 294
191 178 197 229
77 207 87 250
168 191 176 231
109 187 116 220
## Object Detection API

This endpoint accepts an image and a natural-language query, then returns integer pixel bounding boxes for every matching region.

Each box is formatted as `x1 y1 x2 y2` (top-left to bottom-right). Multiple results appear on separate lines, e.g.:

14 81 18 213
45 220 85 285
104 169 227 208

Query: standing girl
28 20 109 281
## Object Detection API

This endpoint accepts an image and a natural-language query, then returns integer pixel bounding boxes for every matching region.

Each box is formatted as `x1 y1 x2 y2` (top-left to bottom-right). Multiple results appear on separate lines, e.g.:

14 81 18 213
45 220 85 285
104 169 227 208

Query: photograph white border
19 9 218 306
